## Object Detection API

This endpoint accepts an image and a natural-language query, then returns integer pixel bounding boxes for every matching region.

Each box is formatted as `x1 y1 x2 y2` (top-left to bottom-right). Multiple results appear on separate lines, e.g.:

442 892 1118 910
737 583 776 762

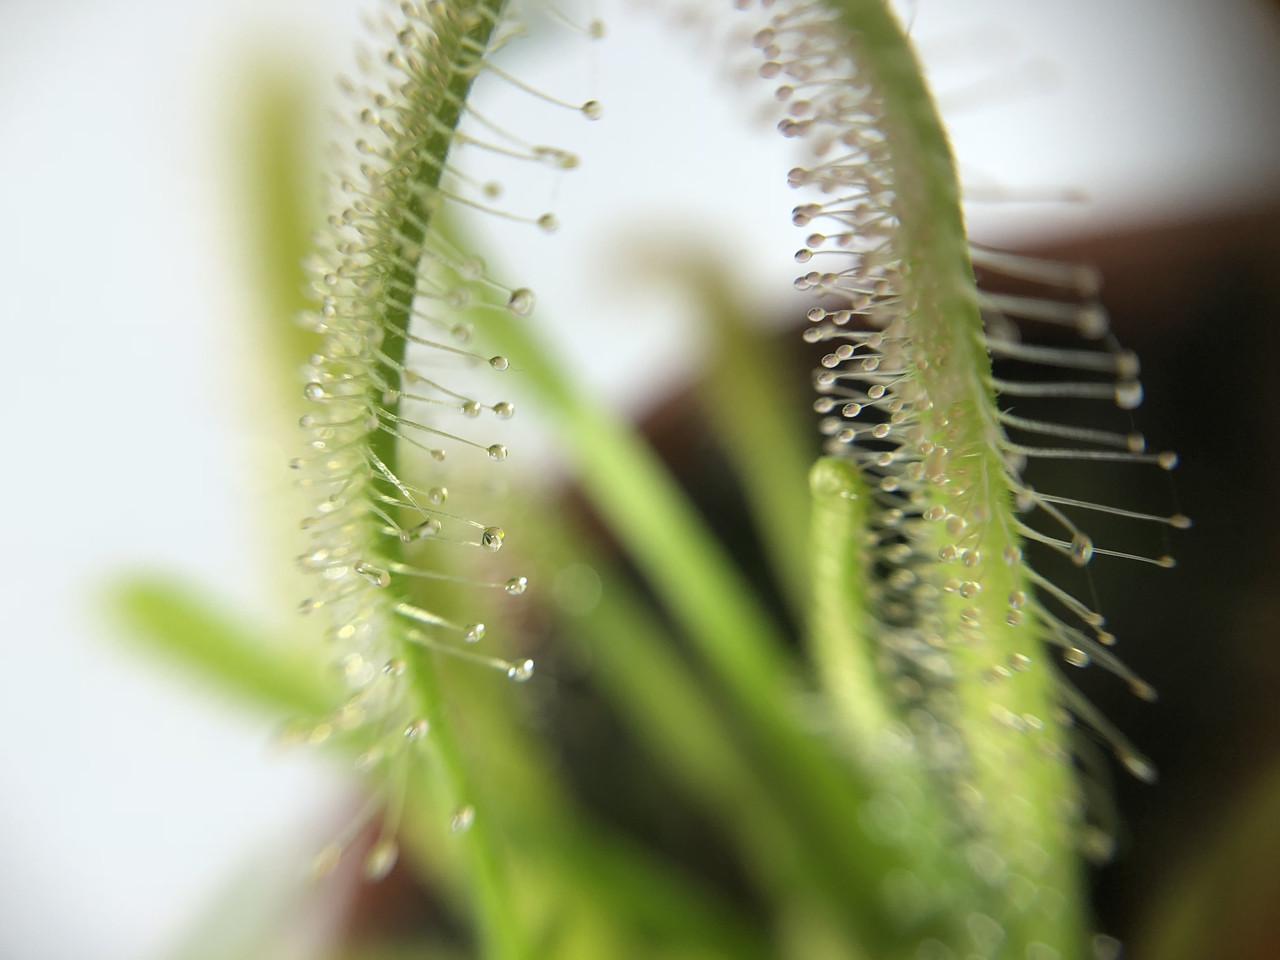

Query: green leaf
108 575 336 718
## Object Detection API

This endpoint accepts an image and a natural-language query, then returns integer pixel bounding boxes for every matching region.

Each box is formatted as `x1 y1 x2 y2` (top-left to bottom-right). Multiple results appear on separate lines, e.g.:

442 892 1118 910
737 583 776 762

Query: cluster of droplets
291 0 601 883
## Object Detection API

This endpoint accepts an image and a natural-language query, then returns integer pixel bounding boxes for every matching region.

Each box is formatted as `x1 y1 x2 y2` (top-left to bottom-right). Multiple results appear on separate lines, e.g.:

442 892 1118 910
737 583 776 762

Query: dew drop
507 659 535 683
450 805 476 833
481 526 505 551
304 382 327 401
428 486 448 504
507 287 535 315
488 355 509 371
505 576 528 596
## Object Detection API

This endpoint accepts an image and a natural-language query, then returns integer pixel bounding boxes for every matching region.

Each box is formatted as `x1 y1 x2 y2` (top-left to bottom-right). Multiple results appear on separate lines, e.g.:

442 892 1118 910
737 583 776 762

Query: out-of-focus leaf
108 575 336 717
1133 763 1280 960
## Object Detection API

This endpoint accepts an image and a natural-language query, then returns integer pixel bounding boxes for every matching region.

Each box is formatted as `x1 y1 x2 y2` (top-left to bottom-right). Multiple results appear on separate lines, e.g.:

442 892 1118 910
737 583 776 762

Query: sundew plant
116 2 1188 958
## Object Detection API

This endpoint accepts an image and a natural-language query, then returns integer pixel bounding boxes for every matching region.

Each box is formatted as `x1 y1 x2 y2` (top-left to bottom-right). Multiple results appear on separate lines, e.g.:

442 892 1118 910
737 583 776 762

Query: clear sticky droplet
504 576 528 596
464 623 486 643
580 99 602 120
1070 534 1094 567
492 401 515 420
354 561 391 588
364 840 399 882
488 355 509 371
507 287 535 315
1120 751 1157 783
404 719 430 741
1064 648 1090 668
481 527 505 551
304 382 327 401
487 443 508 461
450 805 476 834
461 400 482 418
507 659 535 683
1115 381 1144 410
536 213 560 233
408 518 442 541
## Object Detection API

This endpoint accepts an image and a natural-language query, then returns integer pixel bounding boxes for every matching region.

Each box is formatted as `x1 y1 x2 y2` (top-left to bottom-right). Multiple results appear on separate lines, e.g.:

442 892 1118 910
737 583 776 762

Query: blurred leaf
108 575 336 718
1133 763 1280 960
232 56 323 392
690 259 815 623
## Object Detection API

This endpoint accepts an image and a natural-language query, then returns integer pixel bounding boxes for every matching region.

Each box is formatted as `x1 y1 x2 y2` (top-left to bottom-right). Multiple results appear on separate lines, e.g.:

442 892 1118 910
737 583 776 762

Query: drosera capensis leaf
769 0 1091 951
292 1 601 955
758 0 1184 954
